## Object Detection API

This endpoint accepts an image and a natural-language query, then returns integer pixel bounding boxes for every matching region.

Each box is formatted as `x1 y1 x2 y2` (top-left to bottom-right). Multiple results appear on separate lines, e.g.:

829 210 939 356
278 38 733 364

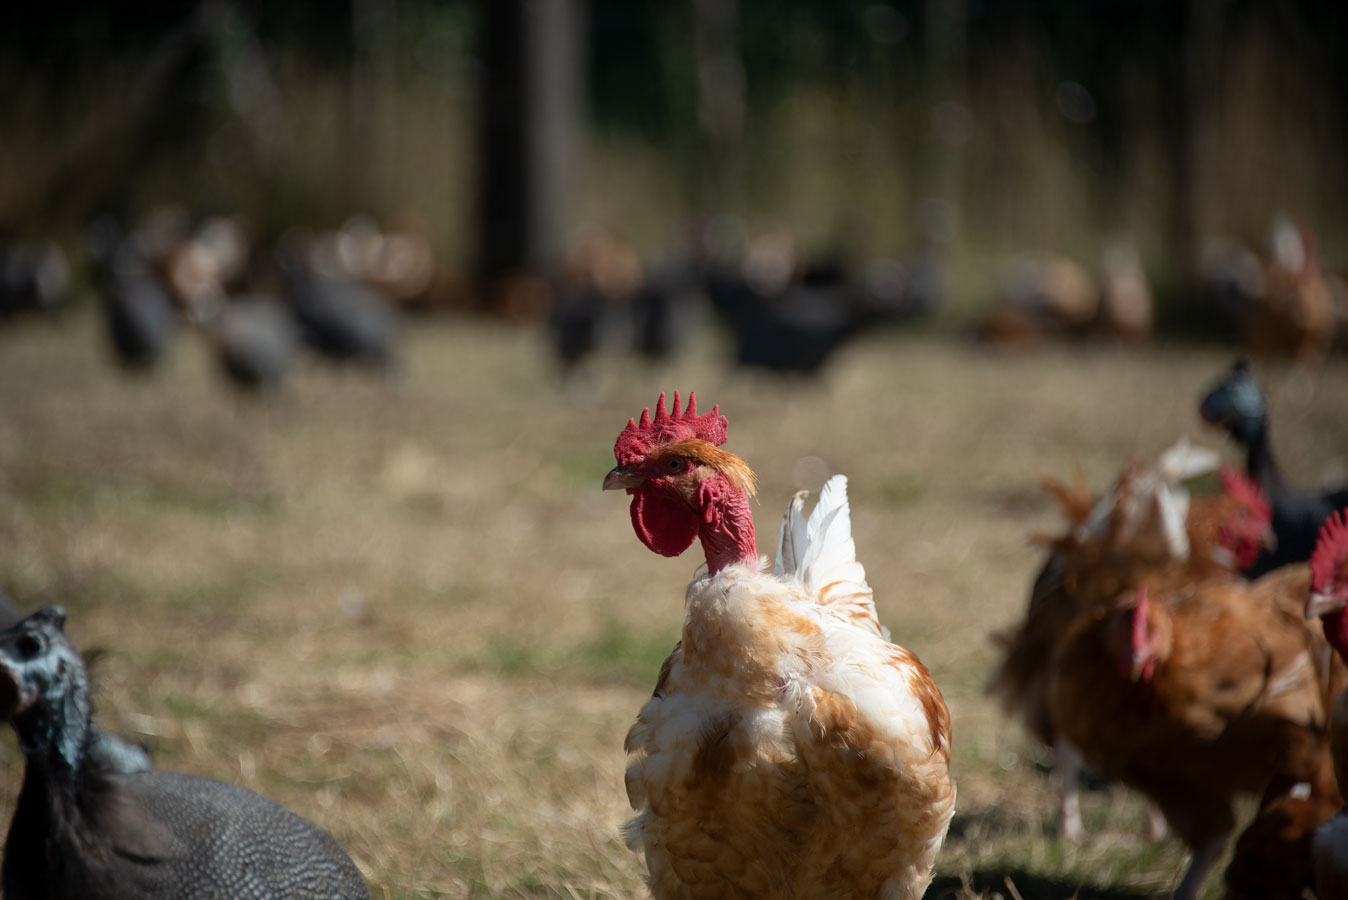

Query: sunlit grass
1 310 1345 898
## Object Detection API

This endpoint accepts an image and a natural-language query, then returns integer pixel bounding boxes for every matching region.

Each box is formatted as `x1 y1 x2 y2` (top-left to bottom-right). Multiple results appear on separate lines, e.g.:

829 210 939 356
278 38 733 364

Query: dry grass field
1 312 1346 899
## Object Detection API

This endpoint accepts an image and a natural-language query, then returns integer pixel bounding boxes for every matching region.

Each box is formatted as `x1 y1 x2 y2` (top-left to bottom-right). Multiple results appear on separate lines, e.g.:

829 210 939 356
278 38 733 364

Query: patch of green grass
0 562 143 612
554 450 607 492
481 620 675 687
572 618 676 686
159 692 224 720
486 639 543 677
878 472 927 508
11 467 275 520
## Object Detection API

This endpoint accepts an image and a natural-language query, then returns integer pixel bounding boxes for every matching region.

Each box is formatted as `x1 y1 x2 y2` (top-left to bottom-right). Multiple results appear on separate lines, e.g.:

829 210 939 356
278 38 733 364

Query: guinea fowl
86 218 177 370
1199 357 1348 576
0 607 369 900
603 392 954 900
709 267 872 374
0 589 150 775
706 230 874 375
0 238 70 319
279 251 399 371
201 294 300 394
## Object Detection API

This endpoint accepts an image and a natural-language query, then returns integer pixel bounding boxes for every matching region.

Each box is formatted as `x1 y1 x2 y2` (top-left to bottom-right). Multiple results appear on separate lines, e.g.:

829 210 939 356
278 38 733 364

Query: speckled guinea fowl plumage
0 607 369 900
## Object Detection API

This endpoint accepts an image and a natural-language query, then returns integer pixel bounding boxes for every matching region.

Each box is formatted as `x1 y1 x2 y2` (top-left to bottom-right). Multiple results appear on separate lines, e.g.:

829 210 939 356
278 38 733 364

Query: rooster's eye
666 458 686 473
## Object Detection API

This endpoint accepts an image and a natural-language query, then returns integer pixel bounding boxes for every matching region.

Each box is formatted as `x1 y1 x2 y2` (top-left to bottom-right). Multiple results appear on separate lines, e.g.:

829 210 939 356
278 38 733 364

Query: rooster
603 392 955 900
1048 549 1341 900
1302 511 1348 898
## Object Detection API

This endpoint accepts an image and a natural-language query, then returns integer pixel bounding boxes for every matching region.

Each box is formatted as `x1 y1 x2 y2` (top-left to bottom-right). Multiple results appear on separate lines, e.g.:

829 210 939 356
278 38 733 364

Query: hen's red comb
1131 583 1150 654
614 391 728 465
1220 467 1271 526
1311 511 1348 592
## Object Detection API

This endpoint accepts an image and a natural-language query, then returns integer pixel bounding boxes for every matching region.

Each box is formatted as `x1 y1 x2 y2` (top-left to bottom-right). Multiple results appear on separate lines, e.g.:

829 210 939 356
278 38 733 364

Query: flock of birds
6 357 1347 899
554 213 1348 387
979 215 1348 381
2 209 1343 395
547 222 941 379
2 212 410 394
2 208 1348 899
991 358 1348 900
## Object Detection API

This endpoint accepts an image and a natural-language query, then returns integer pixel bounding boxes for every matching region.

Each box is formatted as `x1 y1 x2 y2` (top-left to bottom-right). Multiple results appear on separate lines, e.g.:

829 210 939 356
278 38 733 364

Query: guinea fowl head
1307 512 1348 660
604 392 758 574
1199 357 1267 443
1215 467 1274 570
0 606 89 772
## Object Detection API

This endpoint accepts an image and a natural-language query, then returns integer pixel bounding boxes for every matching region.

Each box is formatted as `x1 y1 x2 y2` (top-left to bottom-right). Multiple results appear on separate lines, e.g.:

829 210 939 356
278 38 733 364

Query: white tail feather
773 491 809 579
1156 436 1220 484
774 475 884 637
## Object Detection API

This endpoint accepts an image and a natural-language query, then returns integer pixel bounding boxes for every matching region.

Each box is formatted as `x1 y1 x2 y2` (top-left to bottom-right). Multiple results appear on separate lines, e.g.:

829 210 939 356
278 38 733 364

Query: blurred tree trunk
921 0 966 234
351 0 399 212
691 0 742 218
477 0 585 301
1160 0 1204 322
35 3 215 226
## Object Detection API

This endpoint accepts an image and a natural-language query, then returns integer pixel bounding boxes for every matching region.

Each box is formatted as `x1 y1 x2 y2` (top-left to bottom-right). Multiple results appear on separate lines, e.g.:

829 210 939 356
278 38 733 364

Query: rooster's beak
1262 529 1277 551
1306 591 1347 620
603 466 644 492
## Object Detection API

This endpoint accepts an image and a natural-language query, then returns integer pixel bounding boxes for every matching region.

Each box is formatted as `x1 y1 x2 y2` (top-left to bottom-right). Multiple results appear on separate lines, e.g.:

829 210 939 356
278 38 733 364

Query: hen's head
1307 512 1348 660
1214 467 1274 570
604 392 757 571
1116 584 1171 683
1199 357 1267 443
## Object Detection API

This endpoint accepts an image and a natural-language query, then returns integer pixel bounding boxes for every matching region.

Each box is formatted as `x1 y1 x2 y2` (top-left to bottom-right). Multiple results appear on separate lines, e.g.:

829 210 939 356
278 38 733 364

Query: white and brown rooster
603 392 955 900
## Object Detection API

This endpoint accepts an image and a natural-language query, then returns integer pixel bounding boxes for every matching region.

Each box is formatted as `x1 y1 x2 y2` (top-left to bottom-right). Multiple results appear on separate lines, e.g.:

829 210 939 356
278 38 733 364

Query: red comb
1131 583 1149 653
1311 511 1348 592
1220 467 1271 526
613 391 729 465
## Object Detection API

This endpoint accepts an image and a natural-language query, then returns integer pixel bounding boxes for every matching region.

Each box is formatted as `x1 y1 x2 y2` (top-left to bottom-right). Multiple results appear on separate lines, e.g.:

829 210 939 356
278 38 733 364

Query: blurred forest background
3 0 1346 333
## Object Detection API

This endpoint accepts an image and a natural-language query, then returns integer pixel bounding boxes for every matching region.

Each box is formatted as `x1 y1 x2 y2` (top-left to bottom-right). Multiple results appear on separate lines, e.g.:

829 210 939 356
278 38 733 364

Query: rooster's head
1307 512 1348 660
1215 467 1274 570
604 392 757 573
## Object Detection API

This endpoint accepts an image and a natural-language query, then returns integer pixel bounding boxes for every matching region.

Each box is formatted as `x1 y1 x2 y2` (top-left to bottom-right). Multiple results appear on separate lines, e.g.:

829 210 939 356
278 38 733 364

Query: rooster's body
606 393 954 900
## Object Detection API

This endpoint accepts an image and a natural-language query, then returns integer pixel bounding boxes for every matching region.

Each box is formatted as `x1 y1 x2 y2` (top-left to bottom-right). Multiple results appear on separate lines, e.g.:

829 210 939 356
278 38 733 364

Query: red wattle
631 490 698 558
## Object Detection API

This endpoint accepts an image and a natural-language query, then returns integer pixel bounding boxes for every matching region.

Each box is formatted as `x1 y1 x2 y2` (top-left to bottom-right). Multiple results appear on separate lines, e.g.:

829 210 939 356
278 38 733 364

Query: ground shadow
926 869 1158 900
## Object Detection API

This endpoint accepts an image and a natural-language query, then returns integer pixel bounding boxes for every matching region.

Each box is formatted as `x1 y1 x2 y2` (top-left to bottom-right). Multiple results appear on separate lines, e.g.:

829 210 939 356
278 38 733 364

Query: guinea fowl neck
14 688 90 786
1241 417 1283 493
698 474 757 575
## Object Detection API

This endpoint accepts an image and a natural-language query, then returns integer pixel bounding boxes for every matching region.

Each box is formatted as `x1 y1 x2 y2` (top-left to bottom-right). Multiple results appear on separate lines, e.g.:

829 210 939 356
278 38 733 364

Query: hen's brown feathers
1048 567 1343 884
